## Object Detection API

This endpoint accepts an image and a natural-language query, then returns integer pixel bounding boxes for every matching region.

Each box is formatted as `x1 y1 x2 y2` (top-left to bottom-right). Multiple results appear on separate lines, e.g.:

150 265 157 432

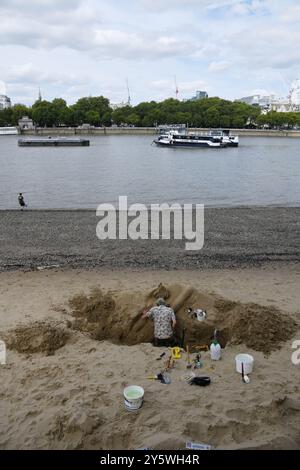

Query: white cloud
142 0 240 11
92 30 198 59
0 0 300 105
2 63 86 87
0 80 7 95
0 0 81 13
0 11 199 60
209 61 231 73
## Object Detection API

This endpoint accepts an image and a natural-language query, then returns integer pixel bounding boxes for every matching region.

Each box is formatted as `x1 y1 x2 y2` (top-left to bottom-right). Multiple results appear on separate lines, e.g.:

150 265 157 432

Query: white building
18 116 34 130
110 101 130 110
0 94 12 110
238 80 300 113
237 94 276 108
189 90 208 101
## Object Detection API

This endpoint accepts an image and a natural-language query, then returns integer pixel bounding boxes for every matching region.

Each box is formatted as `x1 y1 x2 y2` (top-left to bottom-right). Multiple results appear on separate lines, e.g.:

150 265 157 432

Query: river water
0 135 299 209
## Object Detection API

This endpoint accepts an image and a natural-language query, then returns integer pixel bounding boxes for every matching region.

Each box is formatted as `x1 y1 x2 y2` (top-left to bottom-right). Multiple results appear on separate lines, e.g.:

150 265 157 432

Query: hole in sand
68 283 298 355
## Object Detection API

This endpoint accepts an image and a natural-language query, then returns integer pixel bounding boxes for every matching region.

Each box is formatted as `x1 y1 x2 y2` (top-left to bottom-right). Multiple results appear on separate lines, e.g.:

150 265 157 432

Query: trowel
242 363 250 384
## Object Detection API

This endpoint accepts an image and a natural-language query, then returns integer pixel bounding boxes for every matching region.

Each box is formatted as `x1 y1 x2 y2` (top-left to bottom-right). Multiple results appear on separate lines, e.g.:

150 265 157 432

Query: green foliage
71 96 111 126
32 100 56 127
0 107 13 126
11 104 32 125
126 113 140 126
110 97 261 128
1 94 300 129
256 111 300 129
85 110 101 126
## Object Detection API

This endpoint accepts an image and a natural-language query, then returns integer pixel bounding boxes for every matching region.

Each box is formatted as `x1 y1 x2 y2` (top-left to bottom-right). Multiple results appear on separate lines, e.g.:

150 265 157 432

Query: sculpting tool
186 345 192 369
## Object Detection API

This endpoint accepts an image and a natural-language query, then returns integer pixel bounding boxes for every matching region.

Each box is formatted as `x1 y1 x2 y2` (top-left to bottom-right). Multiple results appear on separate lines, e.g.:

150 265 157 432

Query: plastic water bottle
210 340 221 361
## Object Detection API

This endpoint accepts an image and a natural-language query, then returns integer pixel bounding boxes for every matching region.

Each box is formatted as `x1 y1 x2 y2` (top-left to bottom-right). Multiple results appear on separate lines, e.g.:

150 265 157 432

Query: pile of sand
5 322 70 355
68 283 298 354
215 301 298 354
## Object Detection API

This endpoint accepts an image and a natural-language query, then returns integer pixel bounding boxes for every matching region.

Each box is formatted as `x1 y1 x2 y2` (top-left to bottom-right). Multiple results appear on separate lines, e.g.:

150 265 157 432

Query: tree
203 107 220 128
0 108 13 126
112 107 131 125
102 111 112 127
72 96 112 125
32 101 56 127
126 113 140 126
11 104 31 125
59 107 75 127
85 110 101 126
0 93 272 129
51 98 68 126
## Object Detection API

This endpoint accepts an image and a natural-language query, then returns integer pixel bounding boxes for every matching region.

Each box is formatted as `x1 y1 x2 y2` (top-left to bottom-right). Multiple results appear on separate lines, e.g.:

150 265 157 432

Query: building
269 99 300 114
189 90 208 101
110 101 130 110
237 80 300 113
18 116 34 130
0 94 12 110
196 90 208 100
237 94 276 108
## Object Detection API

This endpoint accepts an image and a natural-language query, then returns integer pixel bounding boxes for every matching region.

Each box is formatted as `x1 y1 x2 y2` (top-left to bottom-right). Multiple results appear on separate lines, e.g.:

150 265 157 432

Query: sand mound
68 283 298 354
215 302 297 354
5 322 70 355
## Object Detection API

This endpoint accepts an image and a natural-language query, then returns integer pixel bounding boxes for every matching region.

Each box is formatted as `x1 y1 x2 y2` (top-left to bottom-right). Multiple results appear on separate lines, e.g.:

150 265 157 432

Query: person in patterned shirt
142 298 177 347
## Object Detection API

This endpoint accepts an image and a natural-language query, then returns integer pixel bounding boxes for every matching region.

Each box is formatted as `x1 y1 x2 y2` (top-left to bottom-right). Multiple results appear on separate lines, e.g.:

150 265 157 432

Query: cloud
0 80 7 95
1 63 86 88
230 26 300 70
0 0 81 13
209 61 231 73
0 4 200 60
92 30 198 59
0 0 300 105
141 0 239 11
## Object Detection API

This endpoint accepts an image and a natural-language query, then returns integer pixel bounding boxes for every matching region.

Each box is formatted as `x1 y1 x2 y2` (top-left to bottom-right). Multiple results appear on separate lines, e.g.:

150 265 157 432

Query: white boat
0 126 18 135
154 130 226 148
209 129 239 147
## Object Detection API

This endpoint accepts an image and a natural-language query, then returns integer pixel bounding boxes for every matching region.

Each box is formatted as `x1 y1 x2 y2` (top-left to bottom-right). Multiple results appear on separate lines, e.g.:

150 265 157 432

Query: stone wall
20 127 300 137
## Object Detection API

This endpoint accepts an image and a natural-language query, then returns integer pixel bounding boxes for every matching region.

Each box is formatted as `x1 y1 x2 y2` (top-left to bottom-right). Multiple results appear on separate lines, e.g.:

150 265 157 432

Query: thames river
0 134 299 209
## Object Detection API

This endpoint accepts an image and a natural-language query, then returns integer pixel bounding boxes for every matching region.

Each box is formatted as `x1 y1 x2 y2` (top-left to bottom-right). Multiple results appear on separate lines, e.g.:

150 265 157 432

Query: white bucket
123 385 144 412
235 354 254 375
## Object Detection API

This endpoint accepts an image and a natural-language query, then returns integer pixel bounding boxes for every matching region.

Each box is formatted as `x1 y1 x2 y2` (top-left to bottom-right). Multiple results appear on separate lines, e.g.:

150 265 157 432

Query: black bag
190 376 211 387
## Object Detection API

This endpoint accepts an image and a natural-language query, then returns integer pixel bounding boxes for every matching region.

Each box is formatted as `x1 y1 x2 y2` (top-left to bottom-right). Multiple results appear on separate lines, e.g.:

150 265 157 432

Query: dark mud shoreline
0 207 299 271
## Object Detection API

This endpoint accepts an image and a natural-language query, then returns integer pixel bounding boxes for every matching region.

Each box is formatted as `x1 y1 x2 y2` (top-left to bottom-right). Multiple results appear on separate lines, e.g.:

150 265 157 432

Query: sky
0 0 299 106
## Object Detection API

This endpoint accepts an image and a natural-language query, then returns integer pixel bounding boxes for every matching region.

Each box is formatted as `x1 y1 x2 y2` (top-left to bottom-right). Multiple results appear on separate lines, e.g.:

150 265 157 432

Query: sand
0 266 300 450
1 207 300 271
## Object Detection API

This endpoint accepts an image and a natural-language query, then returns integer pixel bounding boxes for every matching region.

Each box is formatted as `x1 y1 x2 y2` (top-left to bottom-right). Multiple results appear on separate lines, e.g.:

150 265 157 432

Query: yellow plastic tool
171 347 181 360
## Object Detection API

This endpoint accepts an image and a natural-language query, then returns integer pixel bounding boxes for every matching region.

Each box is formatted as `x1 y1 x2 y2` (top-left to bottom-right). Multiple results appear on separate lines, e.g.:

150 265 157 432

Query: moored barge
18 137 90 147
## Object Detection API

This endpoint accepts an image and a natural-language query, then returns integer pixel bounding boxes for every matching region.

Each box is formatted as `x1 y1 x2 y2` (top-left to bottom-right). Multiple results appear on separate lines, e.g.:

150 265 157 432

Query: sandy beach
2 0 300 455
1 207 299 271
0 266 299 450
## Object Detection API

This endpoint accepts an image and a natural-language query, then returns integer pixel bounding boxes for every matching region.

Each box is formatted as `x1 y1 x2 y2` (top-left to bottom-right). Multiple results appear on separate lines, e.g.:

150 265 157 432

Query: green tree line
1 95 300 129
256 111 300 129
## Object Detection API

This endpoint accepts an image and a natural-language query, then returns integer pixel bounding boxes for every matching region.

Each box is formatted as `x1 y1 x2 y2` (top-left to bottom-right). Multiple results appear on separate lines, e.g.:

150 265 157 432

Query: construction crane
174 76 179 100
126 78 131 106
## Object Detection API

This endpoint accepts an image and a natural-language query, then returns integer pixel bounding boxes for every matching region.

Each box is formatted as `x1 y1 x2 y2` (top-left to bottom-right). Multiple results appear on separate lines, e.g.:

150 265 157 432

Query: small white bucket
123 385 144 412
235 354 254 375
